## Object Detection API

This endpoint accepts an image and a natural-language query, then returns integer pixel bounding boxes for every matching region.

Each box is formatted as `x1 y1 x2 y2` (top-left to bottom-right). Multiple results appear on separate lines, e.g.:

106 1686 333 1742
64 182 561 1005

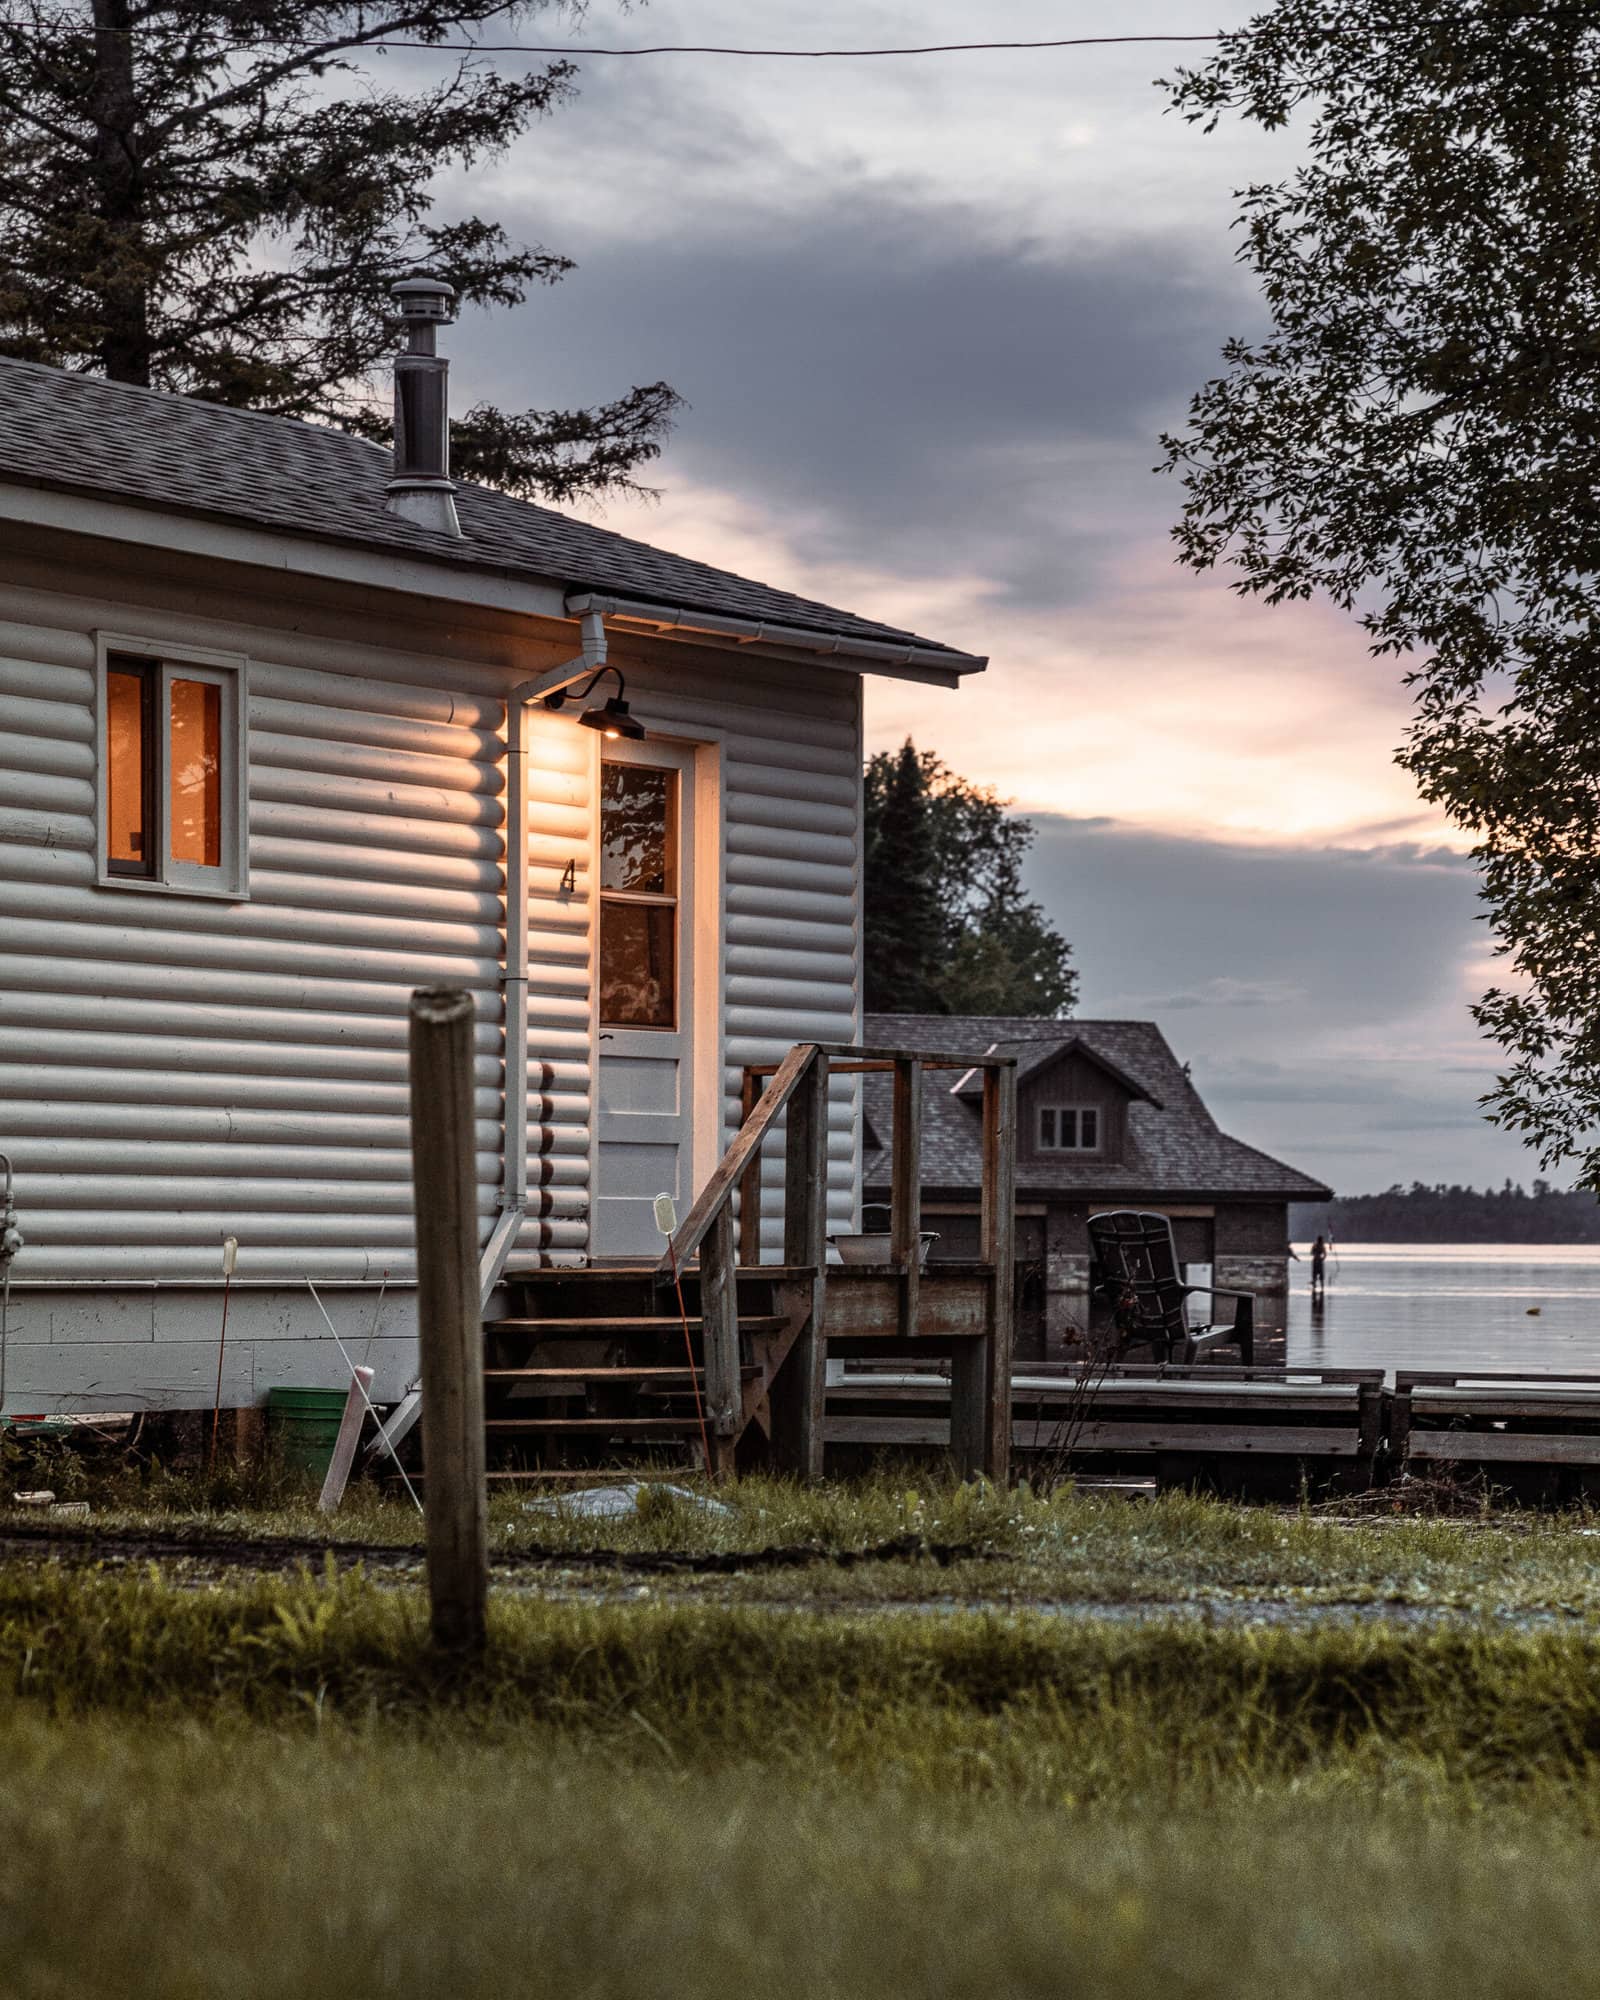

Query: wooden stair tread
482 1470 691 1484
484 1365 759 1381
483 1315 790 1336
503 1265 819 1283
485 1416 706 1434
411 1470 693 1483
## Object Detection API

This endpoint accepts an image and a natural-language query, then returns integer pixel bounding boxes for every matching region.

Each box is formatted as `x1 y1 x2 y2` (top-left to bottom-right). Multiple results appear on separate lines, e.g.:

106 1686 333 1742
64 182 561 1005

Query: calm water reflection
1285 1244 1600 1379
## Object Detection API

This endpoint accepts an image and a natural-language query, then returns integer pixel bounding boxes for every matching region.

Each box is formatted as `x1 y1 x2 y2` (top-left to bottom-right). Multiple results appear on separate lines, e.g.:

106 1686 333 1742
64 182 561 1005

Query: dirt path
3 1519 1593 1631
0 1519 988 1582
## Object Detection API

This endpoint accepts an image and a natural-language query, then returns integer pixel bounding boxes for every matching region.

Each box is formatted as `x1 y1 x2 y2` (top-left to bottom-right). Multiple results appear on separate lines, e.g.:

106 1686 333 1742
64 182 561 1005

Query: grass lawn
14 1466 1600 1615
8 1478 1600 1995
9 1717 1600 2000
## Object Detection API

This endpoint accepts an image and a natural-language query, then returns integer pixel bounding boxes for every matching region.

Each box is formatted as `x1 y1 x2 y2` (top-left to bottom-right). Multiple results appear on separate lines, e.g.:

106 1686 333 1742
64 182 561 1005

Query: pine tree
0 1 678 500
863 740 1078 1017
863 741 946 1013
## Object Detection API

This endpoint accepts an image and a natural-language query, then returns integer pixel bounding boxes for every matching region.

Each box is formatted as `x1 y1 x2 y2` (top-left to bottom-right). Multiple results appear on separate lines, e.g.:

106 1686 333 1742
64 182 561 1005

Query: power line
0 23 1229 56
302 35 1231 56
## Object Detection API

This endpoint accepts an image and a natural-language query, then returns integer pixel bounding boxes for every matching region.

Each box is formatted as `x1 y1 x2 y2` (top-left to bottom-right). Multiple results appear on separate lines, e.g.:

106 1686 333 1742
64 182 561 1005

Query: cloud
1007 815 1537 1192
456 187 1255 613
1142 977 1311 1010
408 0 1533 1184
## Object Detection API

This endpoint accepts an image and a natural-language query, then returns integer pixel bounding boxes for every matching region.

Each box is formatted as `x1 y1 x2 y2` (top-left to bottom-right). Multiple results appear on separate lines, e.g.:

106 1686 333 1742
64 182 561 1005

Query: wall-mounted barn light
542 664 646 740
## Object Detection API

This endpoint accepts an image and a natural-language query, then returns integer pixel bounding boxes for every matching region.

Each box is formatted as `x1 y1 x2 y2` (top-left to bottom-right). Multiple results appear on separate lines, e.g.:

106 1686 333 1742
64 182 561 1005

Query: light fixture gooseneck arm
542 663 626 711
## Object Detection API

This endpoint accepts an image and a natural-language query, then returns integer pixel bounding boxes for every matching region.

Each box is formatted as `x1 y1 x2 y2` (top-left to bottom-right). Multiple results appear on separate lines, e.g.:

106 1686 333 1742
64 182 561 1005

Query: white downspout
376 610 609 1466
476 608 608 1304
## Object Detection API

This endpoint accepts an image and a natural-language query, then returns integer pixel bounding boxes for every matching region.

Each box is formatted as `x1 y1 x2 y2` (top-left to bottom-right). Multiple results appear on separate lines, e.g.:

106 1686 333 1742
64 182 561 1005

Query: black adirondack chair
1087 1209 1256 1365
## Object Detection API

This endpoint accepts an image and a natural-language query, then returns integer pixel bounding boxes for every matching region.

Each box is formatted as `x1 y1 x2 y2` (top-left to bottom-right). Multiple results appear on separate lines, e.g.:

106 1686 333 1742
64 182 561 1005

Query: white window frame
1037 1103 1101 1153
94 632 249 900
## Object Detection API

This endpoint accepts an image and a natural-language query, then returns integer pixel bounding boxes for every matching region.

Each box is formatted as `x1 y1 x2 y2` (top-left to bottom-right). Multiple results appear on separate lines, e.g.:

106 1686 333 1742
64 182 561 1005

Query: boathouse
862 1013 1331 1356
0 287 989 1421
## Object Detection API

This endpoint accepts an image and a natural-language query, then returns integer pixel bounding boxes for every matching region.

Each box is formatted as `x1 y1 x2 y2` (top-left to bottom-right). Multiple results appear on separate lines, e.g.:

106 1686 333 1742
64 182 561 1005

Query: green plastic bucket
265 1386 348 1483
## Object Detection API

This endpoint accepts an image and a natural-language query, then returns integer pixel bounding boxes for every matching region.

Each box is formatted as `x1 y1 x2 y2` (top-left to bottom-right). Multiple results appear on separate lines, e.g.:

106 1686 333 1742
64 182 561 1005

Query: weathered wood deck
823 1362 1600 1498
1392 1371 1600 1499
824 1364 1388 1496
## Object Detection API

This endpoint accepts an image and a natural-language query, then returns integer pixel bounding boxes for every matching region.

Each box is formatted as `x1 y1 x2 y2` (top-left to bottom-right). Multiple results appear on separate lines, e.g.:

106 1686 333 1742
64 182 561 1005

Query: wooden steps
470 1261 813 1478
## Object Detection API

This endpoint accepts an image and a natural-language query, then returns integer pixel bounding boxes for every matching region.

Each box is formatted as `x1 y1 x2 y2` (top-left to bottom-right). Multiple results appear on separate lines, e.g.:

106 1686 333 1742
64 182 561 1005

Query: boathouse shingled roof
862 1014 1332 1202
0 356 984 668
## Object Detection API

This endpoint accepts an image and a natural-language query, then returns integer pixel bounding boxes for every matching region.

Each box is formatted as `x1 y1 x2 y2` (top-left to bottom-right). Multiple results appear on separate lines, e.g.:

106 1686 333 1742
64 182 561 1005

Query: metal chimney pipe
385 271 462 537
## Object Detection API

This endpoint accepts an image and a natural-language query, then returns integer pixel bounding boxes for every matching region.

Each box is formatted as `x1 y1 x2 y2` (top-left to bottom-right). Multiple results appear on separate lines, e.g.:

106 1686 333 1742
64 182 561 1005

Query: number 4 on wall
559 859 577 894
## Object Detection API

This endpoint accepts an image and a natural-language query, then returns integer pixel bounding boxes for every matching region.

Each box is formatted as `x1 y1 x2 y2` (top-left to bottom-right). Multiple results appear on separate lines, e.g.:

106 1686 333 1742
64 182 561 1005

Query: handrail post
772 1046 828 1477
951 1058 1016 1483
737 1066 764 1267
701 1202 740 1479
890 1058 922 1339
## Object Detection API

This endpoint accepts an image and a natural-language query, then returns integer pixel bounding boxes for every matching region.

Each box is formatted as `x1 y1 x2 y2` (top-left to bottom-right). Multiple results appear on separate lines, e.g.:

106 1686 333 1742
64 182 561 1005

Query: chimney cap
391 271 456 323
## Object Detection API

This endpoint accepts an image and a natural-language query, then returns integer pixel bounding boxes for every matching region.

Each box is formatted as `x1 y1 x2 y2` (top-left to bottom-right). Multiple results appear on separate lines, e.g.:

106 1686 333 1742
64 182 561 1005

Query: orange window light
170 677 222 867
106 664 152 873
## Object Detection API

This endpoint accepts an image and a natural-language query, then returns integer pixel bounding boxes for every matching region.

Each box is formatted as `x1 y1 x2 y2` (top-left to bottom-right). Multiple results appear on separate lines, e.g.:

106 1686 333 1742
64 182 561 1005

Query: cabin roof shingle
0 356 982 668
862 1013 1332 1202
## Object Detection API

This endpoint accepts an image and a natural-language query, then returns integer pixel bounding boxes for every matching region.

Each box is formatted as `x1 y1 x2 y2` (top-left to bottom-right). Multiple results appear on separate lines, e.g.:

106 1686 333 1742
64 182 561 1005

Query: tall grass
4 1716 1600 2000
7 1554 1600 1996
4 1561 1600 1798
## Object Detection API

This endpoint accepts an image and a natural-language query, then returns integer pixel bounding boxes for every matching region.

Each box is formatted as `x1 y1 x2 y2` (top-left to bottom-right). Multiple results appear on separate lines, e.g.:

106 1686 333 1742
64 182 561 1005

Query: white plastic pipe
318 1363 375 1513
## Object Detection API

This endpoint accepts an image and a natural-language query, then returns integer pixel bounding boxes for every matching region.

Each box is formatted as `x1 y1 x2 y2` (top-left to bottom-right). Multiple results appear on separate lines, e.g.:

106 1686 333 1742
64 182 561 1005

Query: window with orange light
598 760 678 1029
99 646 245 896
105 659 155 876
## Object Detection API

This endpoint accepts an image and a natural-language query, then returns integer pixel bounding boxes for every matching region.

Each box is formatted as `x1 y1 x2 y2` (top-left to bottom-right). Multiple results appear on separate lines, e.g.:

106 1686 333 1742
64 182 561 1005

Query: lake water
1285 1244 1600 1379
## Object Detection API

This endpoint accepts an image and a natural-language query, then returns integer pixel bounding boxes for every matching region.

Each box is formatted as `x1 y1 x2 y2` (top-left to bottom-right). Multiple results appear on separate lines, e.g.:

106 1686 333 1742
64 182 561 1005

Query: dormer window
1038 1104 1099 1153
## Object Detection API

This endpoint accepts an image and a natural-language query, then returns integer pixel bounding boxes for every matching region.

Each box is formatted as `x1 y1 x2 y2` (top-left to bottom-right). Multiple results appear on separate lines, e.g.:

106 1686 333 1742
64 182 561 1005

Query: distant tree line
1291 1183 1600 1245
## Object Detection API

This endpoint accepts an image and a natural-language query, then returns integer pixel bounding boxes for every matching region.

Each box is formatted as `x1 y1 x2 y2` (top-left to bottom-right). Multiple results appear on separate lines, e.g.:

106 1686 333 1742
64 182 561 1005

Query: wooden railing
657 1041 1019 1480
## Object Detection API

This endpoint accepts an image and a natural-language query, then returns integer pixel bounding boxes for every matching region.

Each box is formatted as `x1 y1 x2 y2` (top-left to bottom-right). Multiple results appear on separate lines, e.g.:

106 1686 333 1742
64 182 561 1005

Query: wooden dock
825 1364 1387 1496
824 1363 1600 1498
1393 1370 1600 1502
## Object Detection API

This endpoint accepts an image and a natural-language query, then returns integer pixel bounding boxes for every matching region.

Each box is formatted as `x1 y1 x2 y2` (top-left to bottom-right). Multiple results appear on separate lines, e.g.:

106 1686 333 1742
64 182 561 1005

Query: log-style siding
0 542 863 1406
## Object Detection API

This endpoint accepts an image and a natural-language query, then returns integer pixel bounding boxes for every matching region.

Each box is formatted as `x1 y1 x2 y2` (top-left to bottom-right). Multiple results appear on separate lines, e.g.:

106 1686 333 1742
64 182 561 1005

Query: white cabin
0 351 984 1412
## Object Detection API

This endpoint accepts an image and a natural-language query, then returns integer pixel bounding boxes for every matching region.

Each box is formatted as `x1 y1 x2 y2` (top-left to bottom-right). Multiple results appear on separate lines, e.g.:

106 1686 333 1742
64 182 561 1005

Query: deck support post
890 1059 923 1339
770 1048 829 1478
951 1059 1017 1483
408 987 489 1654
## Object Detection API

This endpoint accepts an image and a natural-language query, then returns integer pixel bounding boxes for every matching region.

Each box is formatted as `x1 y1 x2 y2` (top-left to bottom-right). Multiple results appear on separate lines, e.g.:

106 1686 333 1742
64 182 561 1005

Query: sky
412 0 1541 1196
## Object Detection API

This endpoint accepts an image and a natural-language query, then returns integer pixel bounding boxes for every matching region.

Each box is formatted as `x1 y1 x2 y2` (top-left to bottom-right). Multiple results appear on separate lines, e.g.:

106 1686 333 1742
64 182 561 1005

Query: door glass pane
600 764 676 894
106 665 152 871
600 901 676 1028
170 677 222 867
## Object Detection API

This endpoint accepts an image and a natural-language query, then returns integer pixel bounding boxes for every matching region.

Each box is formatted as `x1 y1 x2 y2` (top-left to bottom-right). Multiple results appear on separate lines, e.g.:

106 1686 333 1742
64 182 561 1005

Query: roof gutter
565 591 987 687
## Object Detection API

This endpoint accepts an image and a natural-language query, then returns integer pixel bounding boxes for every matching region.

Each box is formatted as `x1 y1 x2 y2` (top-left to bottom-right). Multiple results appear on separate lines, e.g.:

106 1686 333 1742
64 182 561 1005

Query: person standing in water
1310 1234 1330 1295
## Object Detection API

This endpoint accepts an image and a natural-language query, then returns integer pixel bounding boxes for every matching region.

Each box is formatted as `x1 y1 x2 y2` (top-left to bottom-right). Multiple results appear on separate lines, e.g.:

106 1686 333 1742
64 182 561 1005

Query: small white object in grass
522 1481 732 1521
653 1193 677 1237
48 1501 89 1521
12 1490 55 1507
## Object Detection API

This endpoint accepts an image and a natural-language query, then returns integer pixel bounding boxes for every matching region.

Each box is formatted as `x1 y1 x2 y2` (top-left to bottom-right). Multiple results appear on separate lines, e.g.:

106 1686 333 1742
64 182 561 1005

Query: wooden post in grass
408 987 488 1654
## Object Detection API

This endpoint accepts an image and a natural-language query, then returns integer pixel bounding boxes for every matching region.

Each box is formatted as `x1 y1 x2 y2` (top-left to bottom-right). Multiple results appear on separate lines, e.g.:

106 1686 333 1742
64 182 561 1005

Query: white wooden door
591 741 697 1259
